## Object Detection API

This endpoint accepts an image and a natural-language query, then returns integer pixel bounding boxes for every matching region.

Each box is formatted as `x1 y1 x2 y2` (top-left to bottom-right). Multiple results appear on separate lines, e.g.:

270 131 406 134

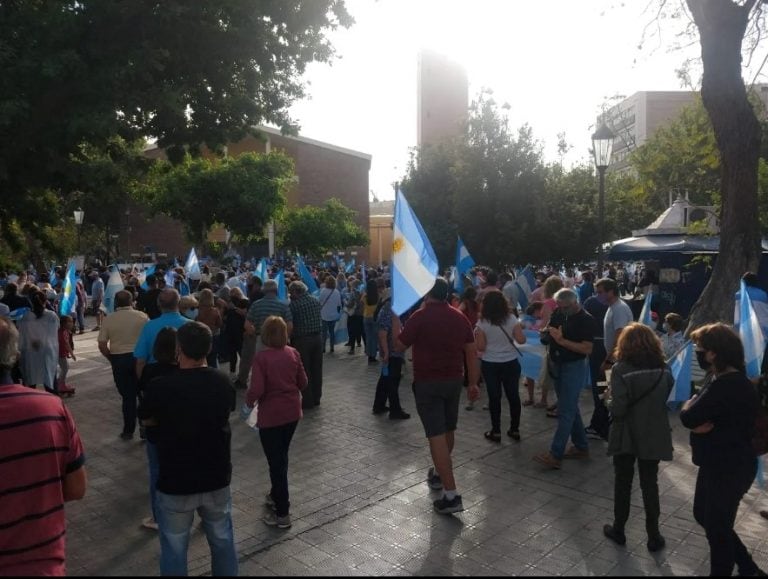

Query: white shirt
476 316 521 363
604 299 634 355
318 287 342 322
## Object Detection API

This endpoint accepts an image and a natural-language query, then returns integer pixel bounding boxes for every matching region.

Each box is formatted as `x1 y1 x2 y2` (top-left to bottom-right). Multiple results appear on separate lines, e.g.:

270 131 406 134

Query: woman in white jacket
318 275 342 353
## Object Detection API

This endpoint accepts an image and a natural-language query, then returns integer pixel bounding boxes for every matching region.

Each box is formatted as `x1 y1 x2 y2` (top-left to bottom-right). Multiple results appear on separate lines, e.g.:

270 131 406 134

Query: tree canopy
280 198 369 257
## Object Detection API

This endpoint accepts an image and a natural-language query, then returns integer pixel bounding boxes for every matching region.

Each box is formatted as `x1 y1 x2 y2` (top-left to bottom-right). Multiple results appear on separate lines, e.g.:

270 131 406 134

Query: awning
607 235 768 258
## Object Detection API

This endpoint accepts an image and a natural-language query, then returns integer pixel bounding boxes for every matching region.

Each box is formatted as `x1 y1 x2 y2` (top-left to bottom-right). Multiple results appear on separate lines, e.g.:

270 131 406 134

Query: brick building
123 126 371 261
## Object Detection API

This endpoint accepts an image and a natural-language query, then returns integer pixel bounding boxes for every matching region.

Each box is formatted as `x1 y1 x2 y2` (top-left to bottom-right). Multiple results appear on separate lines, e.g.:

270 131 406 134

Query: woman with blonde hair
534 275 564 413
603 323 673 553
246 316 308 529
196 288 223 368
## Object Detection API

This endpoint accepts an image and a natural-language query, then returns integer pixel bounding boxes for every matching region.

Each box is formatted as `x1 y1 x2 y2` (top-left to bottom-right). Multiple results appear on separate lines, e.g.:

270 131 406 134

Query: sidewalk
62 330 768 576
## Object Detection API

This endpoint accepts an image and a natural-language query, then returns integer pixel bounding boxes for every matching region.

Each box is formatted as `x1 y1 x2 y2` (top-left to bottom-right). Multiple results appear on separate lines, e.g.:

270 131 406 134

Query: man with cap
235 279 293 389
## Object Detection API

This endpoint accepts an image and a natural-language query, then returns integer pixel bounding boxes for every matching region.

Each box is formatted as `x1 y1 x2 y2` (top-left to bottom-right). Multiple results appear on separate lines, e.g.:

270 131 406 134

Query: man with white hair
533 288 595 470
0 317 87 575
288 280 323 408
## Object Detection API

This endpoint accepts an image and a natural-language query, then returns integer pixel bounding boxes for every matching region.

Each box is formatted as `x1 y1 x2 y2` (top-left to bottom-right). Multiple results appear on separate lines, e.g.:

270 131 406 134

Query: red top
398 301 475 383
0 385 85 576
58 328 72 358
246 346 308 428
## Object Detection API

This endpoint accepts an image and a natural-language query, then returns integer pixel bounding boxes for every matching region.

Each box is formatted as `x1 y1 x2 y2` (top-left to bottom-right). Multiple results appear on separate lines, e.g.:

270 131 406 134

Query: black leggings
481 359 521 433
612 454 660 536
259 421 298 517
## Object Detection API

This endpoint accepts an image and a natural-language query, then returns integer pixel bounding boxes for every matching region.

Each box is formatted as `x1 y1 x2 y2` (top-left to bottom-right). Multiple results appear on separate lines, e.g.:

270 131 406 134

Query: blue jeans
146 442 159 521
321 320 337 351
550 358 589 459
363 317 378 359
156 487 238 576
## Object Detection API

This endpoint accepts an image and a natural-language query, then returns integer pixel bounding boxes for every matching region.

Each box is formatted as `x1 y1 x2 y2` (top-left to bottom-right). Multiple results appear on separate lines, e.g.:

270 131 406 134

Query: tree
279 198 369 258
140 151 294 244
676 0 764 329
0 0 351 248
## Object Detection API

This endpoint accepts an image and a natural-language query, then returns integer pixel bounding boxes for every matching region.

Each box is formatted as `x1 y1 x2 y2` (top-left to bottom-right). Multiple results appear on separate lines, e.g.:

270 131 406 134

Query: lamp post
73 208 84 254
591 122 615 277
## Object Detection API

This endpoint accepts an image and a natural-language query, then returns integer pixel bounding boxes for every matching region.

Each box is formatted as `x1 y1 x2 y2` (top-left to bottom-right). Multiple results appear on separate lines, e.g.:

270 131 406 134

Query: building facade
369 200 394 267
417 49 469 147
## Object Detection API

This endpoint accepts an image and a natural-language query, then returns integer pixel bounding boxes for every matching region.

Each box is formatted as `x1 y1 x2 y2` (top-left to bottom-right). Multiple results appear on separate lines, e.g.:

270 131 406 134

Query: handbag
497 324 524 358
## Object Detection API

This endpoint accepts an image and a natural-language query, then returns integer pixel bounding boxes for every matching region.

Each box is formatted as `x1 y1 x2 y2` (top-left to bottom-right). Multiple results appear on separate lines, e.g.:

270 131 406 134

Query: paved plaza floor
60 329 768 576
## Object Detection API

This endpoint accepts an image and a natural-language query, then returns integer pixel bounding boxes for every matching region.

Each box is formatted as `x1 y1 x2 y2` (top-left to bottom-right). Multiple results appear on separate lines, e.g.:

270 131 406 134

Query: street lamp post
73 208 84 254
591 123 615 277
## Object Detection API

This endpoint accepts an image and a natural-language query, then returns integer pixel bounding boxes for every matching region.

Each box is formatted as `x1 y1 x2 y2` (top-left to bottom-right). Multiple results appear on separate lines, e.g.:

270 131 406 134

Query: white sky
285 0 742 200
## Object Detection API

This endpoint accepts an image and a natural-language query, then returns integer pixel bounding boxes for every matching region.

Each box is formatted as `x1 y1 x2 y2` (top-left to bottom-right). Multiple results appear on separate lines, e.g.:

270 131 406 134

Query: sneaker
427 467 443 490
647 534 666 552
265 492 276 511
585 426 606 440
433 494 464 515
532 452 562 470
603 524 626 546
563 445 589 459
263 512 292 529
389 411 411 420
141 517 159 531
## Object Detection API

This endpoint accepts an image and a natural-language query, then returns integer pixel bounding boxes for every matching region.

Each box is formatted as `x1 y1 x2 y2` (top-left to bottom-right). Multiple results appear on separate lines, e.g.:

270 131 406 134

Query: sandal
507 429 521 441
484 431 502 443
522 400 534 407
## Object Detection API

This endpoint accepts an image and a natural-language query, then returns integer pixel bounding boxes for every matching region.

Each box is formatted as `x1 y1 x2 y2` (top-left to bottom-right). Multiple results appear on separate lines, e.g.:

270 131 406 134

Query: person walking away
137 327 179 531
603 323 673 552
246 316 308 529
0 317 87 575
137 273 163 320
98 290 149 440
223 293 248 380
474 290 526 442
89 271 105 331
18 289 60 394
372 296 410 419
345 279 365 354
318 276 342 353
57 315 77 395
75 279 87 333
533 288 594 469
680 323 766 577
287 281 323 409
196 288 223 368
362 279 380 363
395 278 480 514
133 288 189 383
139 322 238 576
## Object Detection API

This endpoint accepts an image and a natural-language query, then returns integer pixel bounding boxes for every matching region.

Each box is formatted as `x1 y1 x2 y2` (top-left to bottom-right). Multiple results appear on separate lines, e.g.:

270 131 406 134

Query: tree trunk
685 0 762 333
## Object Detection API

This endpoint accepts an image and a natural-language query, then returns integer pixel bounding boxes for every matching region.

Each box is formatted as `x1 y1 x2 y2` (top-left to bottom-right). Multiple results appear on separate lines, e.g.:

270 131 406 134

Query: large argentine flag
514 265 536 310
454 237 476 293
297 255 319 294
391 190 439 315
58 260 77 315
103 267 124 314
668 341 693 404
740 281 766 379
185 247 201 280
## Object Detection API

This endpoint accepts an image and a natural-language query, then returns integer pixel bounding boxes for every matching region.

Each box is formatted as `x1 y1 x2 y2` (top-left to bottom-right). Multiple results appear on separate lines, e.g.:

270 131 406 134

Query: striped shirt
246 295 292 333
0 384 85 576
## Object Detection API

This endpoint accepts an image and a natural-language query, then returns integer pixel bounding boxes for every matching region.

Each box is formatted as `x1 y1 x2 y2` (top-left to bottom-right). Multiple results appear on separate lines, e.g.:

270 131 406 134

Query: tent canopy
607 235 768 258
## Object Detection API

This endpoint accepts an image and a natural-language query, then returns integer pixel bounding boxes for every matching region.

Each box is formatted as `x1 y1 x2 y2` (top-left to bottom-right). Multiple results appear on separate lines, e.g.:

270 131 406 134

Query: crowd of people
0 256 766 576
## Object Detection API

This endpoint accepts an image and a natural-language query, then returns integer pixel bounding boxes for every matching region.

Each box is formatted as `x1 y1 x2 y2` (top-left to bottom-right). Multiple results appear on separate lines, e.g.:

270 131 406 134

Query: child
246 316 308 529
57 315 76 395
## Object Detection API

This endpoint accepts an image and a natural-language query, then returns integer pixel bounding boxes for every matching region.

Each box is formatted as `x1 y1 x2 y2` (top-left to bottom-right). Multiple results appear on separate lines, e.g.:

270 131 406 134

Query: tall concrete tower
417 49 469 147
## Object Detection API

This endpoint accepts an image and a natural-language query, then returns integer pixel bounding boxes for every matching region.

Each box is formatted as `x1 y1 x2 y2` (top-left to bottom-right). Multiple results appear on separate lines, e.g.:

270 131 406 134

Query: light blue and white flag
740 280 766 379
103 268 124 314
296 256 319 294
667 341 693 404
49 264 59 287
184 247 201 280
9 307 30 322
165 269 175 290
276 270 287 301
514 265 536 310
391 190 439 315
255 258 269 284
58 260 77 315
639 291 654 327
454 236 476 293
179 278 191 297
345 258 355 274
140 264 156 290
361 262 367 286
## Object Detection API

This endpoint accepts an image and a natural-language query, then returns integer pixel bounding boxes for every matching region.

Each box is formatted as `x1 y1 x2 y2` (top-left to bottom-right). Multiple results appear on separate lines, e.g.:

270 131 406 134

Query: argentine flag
391 190 438 315
297 256 319 294
514 265 536 310
185 247 201 280
276 270 287 302
454 237 475 293
165 269 175 289
639 291 654 327
739 281 766 379
668 341 693 404
140 264 156 290
103 268 124 313
58 260 77 315
255 258 269 284
345 258 355 274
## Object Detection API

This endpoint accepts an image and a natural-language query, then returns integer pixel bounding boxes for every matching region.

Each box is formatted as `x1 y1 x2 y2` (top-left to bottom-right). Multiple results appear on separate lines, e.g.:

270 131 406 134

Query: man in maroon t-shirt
396 278 480 515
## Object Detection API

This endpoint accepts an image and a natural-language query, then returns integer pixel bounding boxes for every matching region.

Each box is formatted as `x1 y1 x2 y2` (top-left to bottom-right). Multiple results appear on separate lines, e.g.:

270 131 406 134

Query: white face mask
184 308 198 320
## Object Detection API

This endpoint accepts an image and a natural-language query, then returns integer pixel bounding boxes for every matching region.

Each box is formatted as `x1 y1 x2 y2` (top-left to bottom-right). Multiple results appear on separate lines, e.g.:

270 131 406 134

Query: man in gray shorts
396 278 480 514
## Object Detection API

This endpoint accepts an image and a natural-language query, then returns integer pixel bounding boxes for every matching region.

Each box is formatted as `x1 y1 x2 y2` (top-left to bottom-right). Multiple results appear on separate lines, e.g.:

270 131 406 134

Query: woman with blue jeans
362 279 379 363
474 291 526 441
318 276 342 353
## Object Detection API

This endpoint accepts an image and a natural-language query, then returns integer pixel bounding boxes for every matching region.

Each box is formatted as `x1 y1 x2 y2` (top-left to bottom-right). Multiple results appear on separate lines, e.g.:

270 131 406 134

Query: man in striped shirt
0 318 87 575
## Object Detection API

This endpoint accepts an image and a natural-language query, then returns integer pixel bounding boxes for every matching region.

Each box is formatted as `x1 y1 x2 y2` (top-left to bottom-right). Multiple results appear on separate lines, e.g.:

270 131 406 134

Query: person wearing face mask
533 288 595 469
660 313 686 359
680 323 765 577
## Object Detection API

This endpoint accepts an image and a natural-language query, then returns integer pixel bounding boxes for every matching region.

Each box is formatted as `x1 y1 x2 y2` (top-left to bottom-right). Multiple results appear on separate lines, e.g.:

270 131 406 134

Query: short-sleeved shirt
476 316 520 363
246 295 292 333
397 301 474 382
133 312 190 362
548 307 595 363
290 293 322 337
99 307 148 355
377 299 402 359
0 385 85 576
604 299 634 355
90 278 104 302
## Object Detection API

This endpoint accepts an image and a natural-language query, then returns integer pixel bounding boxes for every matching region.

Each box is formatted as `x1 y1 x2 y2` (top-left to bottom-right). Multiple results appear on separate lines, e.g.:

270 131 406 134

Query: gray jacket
607 361 674 461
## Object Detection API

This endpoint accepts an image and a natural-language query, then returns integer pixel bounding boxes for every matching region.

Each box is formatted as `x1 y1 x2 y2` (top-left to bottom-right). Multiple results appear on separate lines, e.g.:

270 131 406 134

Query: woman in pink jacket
246 316 308 530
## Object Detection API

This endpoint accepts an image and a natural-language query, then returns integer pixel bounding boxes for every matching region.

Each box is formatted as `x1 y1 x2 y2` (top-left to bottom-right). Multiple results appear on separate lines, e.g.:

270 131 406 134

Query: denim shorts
412 380 463 438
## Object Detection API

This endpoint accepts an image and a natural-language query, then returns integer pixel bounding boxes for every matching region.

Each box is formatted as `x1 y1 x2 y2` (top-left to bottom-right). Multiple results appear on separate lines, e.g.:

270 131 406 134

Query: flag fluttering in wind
345 258 355 274
103 268 124 314
140 264 156 291
667 341 693 404
296 255 319 294
185 247 201 280
255 258 269 284
740 280 766 379
58 260 77 315
49 264 59 288
165 269 175 289
514 265 536 310
454 236 475 293
276 270 287 301
639 291 654 327
391 190 439 315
